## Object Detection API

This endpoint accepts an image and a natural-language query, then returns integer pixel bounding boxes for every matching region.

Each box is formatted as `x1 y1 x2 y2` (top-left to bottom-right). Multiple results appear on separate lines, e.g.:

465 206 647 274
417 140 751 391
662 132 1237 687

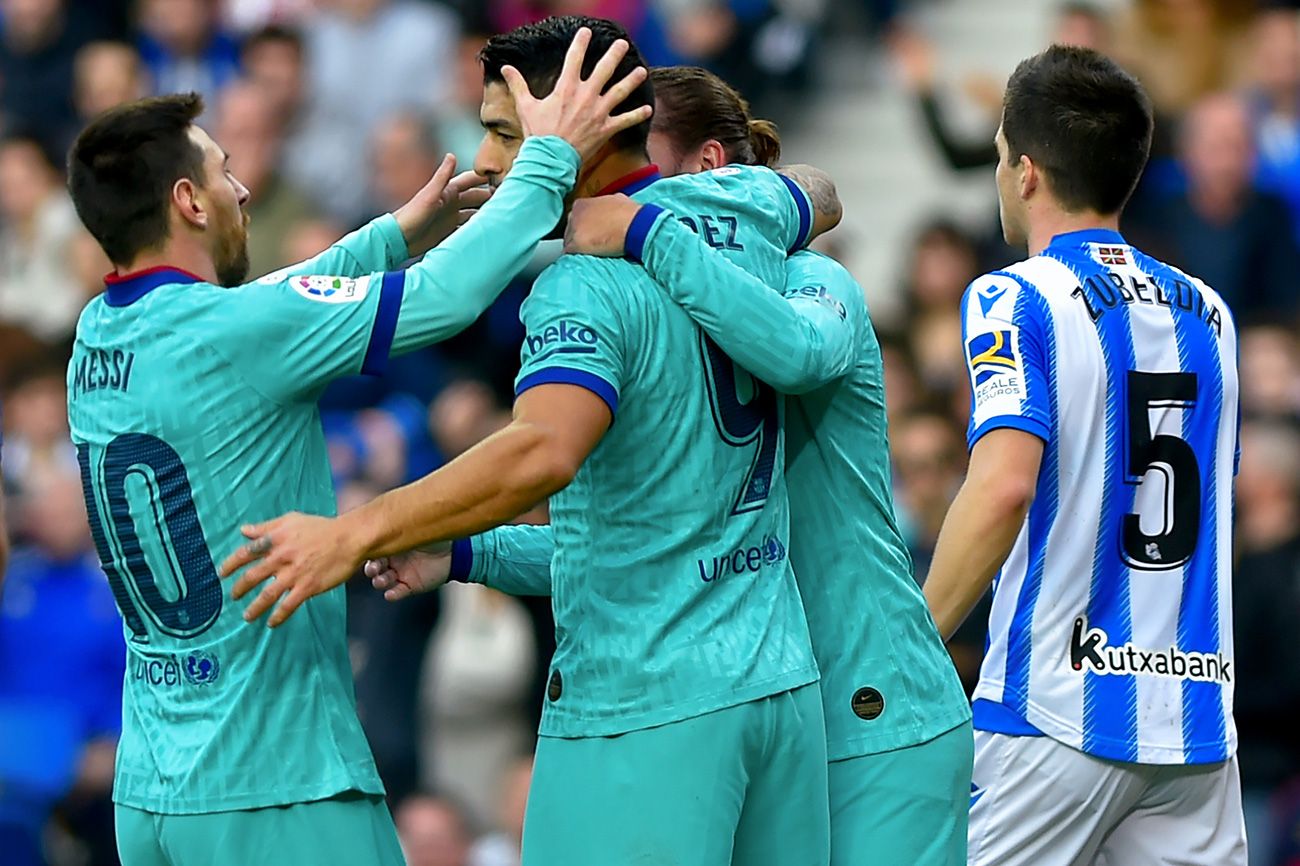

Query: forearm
390 137 579 350
461 524 556 596
344 421 571 558
775 164 842 241
924 478 1029 640
274 214 410 280
633 214 853 392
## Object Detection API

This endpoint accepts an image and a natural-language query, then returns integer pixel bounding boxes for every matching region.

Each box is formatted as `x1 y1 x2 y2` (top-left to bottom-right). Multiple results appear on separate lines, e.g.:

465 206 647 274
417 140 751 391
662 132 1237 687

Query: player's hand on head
364 546 453 602
393 153 491 257
563 194 642 257
219 513 366 628
503 26 653 162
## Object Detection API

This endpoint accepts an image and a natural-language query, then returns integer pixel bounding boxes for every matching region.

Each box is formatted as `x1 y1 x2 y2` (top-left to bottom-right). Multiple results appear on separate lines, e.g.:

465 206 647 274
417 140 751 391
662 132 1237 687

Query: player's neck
116 242 218 284
1025 207 1121 257
575 150 651 200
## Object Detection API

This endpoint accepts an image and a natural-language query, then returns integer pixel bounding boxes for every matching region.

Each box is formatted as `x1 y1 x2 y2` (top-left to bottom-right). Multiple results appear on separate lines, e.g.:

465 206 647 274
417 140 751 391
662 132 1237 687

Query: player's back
965 229 1239 765
68 274 381 813
780 251 971 760
515 167 818 738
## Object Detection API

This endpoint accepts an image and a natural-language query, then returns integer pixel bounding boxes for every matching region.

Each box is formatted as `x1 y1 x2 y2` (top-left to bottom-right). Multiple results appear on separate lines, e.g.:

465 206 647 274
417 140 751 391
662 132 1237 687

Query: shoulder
784 251 862 319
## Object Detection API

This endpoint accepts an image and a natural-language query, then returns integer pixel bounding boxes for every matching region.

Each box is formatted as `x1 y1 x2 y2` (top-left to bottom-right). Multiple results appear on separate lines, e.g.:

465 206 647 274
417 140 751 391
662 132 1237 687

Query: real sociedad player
922 46 1246 866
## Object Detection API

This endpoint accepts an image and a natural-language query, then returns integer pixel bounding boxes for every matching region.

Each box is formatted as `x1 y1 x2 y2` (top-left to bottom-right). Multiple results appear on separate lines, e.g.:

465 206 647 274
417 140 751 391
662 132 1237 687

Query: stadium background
0 0 1297 864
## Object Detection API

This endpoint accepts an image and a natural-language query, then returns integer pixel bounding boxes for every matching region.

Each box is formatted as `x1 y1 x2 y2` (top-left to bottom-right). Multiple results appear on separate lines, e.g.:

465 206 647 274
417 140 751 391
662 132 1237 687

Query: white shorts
968 731 1247 866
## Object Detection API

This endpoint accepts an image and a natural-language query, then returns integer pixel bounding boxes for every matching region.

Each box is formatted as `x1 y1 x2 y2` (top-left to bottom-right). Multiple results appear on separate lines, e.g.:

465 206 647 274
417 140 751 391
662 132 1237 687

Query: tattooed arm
778 164 843 243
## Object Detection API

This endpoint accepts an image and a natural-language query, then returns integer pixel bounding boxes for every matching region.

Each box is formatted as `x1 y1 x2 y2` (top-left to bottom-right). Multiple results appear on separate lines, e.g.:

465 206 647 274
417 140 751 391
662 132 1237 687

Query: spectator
240 24 305 122
900 221 977 398
1233 419 1300 866
0 136 91 345
468 755 531 866
214 80 315 278
1130 91 1300 322
286 0 460 224
370 113 445 218
72 41 147 122
890 3 1113 173
0 356 78 498
0 466 123 866
1112 0 1254 119
421 582 537 830
1240 325 1300 421
1247 8 1300 242
0 0 98 154
395 794 475 866
136 0 241 103
222 0 312 34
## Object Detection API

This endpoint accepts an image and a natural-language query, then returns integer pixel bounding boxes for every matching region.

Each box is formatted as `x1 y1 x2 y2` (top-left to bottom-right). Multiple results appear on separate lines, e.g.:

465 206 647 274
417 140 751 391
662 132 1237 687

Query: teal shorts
523 683 829 866
115 791 403 866
828 719 974 866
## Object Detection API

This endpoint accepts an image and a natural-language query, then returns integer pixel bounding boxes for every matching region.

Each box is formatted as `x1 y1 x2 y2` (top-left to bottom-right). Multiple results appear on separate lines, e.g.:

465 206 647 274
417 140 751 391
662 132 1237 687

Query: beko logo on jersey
524 320 598 361
696 535 787 583
1069 617 1231 684
133 651 223 688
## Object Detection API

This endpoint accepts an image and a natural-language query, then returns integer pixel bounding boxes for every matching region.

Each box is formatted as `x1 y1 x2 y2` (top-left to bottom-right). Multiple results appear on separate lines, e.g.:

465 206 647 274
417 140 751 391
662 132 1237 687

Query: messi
525 320 598 355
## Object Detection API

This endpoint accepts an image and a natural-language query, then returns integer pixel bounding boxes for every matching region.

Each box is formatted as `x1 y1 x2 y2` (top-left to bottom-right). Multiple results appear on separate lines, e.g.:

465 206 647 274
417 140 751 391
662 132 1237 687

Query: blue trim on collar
1046 228 1126 250
104 267 204 307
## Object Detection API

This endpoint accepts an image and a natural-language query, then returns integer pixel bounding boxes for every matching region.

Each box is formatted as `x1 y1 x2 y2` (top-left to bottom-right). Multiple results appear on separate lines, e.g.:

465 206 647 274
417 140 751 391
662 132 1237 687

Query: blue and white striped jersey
963 228 1239 766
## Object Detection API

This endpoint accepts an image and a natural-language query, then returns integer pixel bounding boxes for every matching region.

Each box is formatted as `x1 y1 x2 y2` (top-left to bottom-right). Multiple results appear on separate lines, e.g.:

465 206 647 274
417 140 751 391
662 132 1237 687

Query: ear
699 140 727 171
1018 153 1038 201
173 177 207 230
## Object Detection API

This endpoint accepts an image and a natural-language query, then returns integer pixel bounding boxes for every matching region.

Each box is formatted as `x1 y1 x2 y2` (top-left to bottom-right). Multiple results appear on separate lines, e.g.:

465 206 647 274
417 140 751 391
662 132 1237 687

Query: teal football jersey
464 210 970 759
511 165 818 738
67 136 579 813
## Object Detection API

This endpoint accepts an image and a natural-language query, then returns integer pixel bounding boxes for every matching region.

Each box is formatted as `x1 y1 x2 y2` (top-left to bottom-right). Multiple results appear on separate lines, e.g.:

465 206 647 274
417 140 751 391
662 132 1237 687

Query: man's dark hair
242 24 303 59
67 93 207 266
1002 45 1152 215
478 16 653 154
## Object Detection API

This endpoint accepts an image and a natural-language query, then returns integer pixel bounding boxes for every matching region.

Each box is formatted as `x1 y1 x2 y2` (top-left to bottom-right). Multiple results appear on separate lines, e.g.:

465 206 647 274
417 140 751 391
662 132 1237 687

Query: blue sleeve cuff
779 174 813 253
968 414 1051 451
625 204 669 263
361 270 406 376
516 367 619 417
448 538 474 583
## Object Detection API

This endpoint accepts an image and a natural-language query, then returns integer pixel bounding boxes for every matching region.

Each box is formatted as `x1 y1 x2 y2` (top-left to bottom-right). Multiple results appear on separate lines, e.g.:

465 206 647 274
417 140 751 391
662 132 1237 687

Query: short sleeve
515 260 627 418
962 272 1053 449
211 268 406 403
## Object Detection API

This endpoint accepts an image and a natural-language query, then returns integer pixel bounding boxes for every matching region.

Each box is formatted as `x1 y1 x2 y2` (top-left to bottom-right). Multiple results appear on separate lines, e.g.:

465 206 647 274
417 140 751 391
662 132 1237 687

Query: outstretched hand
503 26 653 162
219 513 367 628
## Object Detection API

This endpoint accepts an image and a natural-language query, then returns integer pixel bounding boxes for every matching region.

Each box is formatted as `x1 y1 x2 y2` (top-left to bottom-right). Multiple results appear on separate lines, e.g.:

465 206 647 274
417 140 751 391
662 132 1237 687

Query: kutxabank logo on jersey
696 535 787 583
1068 616 1231 684
133 650 223 689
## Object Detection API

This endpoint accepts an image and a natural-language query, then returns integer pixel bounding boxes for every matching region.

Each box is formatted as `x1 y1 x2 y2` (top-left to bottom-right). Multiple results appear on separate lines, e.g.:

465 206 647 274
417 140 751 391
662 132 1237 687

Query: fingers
385 583 414 602
445 169 488 198
220 526 272 578
236 560 284 614
363 558 388 579
604 103 655 137
457 209 477 226
500 65 535 109
585 37 630 91
268 588 309 628
420 153 458 200
555 26 593 89
456 187 492 210
598 63 648 112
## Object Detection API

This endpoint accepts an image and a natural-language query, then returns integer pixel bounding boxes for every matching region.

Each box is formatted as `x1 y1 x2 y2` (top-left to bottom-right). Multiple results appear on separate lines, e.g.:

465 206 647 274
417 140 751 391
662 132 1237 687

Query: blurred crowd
0 0 1296 865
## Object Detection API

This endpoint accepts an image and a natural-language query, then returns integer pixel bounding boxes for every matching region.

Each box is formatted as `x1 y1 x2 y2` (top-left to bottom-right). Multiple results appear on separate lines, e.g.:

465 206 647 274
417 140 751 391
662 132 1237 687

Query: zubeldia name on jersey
1069 616 1232 684
1069 265 1224 336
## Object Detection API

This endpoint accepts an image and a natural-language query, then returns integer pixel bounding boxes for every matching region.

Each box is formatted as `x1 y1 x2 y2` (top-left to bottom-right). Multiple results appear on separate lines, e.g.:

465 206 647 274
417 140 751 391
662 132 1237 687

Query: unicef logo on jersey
182 651 221 686
696 534 788 583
